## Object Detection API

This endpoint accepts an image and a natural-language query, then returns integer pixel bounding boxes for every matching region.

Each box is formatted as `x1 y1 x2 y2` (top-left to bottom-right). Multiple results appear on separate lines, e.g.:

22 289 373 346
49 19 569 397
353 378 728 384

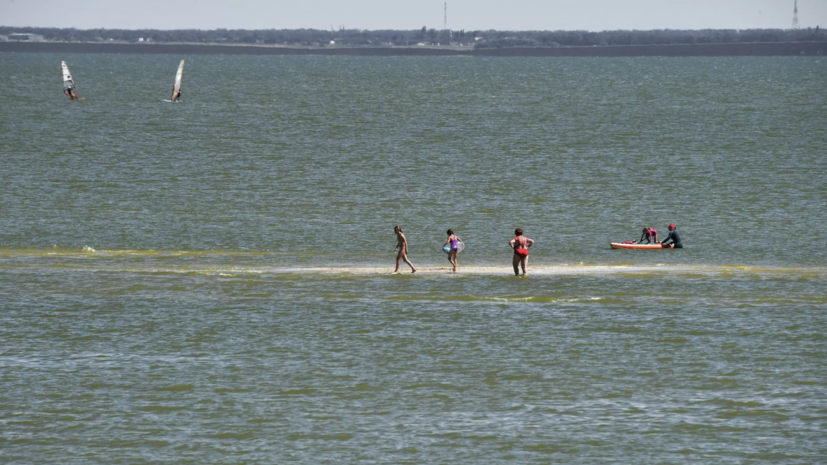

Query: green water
1 53 825 463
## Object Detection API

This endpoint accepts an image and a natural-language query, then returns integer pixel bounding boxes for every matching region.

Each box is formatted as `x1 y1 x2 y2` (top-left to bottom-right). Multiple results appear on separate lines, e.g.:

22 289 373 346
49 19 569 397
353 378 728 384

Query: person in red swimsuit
509 228 535 276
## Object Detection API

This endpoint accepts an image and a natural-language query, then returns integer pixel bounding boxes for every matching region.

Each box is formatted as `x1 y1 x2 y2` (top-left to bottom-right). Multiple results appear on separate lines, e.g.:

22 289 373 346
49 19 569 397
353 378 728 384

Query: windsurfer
171 88 181 101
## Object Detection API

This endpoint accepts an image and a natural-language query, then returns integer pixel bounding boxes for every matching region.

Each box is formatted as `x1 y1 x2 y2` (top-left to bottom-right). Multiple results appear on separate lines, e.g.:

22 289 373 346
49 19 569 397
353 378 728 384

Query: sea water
0 53 825 463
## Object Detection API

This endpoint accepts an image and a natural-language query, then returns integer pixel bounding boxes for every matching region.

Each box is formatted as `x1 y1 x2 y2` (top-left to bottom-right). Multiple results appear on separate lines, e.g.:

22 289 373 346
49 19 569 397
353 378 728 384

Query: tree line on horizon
1 26 823 48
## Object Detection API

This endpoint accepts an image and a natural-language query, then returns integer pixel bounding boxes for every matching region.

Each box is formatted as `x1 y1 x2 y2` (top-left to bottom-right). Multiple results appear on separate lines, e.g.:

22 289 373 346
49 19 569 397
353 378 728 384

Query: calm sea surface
1 53 825 463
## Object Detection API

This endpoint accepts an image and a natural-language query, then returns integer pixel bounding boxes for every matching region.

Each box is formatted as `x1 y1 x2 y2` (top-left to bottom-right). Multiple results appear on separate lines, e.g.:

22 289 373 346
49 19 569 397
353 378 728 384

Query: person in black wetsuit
661 223 683 248
172 88 181 101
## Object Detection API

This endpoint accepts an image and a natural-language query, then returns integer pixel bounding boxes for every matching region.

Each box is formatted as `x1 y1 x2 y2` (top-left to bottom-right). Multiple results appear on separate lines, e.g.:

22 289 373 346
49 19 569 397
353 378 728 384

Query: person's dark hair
447 229 453 235
394 225 401 232
515 228 523 236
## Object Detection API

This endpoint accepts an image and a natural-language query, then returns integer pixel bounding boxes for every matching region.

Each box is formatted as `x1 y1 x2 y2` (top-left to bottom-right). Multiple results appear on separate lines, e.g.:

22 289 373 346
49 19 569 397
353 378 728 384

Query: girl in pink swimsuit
637 227 658 244
509 228 535 276
442 229 464 273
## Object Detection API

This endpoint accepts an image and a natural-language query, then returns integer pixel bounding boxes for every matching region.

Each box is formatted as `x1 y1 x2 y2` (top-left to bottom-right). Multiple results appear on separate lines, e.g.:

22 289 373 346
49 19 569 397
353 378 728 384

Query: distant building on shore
8 33 45 41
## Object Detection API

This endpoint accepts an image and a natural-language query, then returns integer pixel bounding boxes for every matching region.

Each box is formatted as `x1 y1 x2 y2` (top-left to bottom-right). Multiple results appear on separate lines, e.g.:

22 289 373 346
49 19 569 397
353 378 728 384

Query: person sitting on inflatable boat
660 223 683 248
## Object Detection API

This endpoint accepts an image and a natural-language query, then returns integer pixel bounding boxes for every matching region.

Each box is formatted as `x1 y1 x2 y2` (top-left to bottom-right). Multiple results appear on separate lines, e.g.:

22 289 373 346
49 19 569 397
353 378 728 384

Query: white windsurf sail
61 61 77 98
171 60 185 100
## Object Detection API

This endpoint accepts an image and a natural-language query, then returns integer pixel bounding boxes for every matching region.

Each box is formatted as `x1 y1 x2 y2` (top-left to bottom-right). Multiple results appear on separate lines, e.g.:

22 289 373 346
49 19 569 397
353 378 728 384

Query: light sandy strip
290 265 702 275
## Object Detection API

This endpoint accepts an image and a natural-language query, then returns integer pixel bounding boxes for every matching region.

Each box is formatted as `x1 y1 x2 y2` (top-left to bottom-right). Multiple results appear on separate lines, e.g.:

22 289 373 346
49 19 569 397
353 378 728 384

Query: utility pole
792 0 799 30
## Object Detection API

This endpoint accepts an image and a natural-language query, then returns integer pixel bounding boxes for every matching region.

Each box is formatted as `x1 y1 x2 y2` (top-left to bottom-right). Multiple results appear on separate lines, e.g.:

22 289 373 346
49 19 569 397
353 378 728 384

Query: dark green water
1 53 825 463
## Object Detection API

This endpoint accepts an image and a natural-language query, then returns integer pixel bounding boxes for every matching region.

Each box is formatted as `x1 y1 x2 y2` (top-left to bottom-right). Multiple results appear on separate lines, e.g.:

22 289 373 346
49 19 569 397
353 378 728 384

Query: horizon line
2 25 818 33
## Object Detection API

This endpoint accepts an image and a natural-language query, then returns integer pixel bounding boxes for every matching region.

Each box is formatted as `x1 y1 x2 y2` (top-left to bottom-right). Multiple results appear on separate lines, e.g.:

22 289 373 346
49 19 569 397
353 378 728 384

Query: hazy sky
3 0 826 31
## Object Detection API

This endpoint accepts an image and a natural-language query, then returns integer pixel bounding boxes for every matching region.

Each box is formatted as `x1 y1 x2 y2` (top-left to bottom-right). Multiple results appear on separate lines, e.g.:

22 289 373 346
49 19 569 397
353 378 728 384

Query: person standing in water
442 229 464 273
509 228 535 276
660 223 683 248
393 225 417 274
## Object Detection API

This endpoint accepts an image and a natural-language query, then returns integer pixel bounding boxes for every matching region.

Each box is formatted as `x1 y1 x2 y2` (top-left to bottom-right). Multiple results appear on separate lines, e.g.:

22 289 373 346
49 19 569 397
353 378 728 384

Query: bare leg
512 254 520 276
449 251 457 272
521 256 529 276
394 251 402 273
400 251 416 273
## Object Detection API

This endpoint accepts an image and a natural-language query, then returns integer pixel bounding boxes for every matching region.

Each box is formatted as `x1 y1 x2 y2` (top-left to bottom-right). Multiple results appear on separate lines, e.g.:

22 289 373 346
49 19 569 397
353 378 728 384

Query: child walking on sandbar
442 229 464 273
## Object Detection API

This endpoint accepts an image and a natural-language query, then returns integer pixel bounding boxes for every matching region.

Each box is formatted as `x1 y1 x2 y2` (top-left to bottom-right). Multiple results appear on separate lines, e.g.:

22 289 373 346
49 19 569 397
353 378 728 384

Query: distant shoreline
2 40 826 57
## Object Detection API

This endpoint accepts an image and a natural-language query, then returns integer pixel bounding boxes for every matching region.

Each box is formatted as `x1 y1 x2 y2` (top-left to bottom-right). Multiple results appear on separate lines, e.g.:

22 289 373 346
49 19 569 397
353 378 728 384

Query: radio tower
444 2 447 31
792 0 799 30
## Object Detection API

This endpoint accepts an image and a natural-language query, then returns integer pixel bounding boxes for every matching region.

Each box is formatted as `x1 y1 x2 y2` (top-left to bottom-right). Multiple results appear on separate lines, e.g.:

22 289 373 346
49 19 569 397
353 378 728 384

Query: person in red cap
660 223 683 248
